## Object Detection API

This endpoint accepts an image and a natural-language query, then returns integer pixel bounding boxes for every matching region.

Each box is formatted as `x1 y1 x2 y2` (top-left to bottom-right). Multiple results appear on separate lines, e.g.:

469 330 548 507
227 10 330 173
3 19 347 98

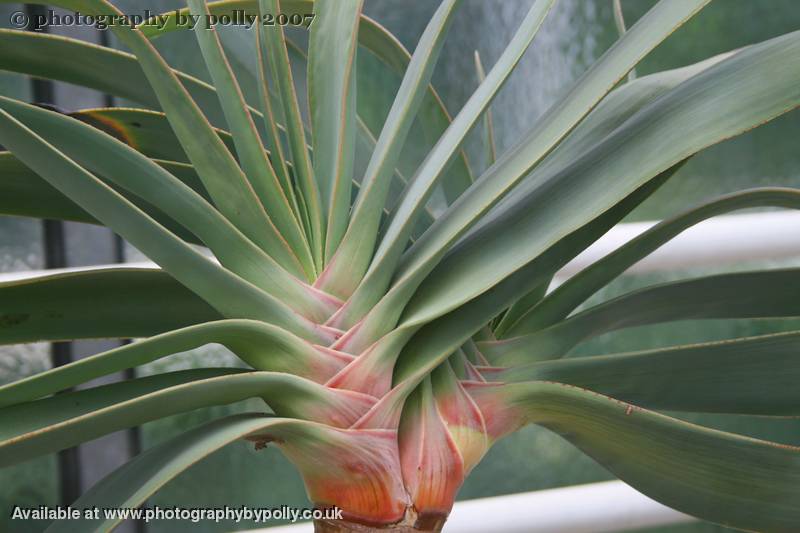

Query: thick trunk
314 511 446 533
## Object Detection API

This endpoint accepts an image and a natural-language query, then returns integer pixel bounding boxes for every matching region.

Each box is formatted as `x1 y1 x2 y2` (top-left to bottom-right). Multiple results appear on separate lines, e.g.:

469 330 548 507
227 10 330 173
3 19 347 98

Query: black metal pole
25 3 83 508
99 25 145 533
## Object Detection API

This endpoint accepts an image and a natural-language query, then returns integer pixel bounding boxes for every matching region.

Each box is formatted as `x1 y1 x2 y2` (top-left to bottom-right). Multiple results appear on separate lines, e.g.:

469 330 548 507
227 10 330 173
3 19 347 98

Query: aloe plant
1 0 800 531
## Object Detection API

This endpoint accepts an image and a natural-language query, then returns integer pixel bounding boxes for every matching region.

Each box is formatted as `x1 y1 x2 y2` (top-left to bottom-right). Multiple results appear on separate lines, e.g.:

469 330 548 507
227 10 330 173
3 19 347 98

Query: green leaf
501 330 800 416
404 27 800 335
0 369 243 443
473 50 497 167
483 268 800 366
258 0 324 268
24 0 305 275
0 150 96 224
187 0 315 279
0 319 349 408
45 413 399 533
254 26 297 215
318 0 461 297
0 370 370 466
373 0 707 309
351 12 475 207
0 151 211 243
383 175 672 398
0 28 248 136
348 173 671 403
492 279 550 338
67 107 234 164
140 0 476 206
401 47 734 291
43 414 311 533
0 97 338 322
338 0 558 328
612 0 636 81
470 381 800 531
0 108 330 343
0 269 219 345
280 36 439 244
507 187 800 336
0 22 455 243
448 52 735 340
341 164 677 359
308 0 363 260
0 6 301 271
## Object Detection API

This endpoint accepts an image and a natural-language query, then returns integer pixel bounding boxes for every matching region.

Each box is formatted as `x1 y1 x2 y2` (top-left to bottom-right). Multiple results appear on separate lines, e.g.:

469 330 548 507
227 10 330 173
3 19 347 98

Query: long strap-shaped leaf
67 107 234 165
254 26 296 213
44 413 398 533
386 1 713 334
139 1 475 200
0 150 102 224
0 96 338 322
42 414 315 533
318 0 461 297
25 0 310 275
187 0 315 279
469 381 800 531
337 0 558 327
0 27 278 150
500 330 800 416
307 0 363 261
400 0 710 279
0 27 443 240
393 51 733 343
0 102 419 259
493 280 550 338
0 151 220 244
346 174 671 404
473 51 497 167
0 319 350 408
258 0 324 266
0 269 219 344
281 36 440 242
354 0 706 323
400 28 800 338
382 204 784 407
506 187 800 337
0 371 372 466
0 369 243 444
452 50 733 254
0 109 331 343
483 268 800 366
337 164 679 357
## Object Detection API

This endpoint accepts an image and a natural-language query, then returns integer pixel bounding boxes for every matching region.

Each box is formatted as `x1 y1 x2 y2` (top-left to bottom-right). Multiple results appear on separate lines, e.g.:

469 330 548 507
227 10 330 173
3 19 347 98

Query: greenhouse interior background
1 0 799 531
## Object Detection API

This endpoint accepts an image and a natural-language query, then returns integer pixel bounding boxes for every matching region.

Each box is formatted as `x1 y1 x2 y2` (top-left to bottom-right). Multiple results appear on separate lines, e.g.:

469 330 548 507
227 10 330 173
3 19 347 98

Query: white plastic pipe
252 481 694 533
0 260 156 282
555 210 800 282
3 211 799 284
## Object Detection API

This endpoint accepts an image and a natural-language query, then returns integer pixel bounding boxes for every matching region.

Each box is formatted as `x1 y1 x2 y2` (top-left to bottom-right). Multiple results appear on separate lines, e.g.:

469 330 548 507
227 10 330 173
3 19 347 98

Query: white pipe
555 210 800 282
251 481 694 533
0 260 157 282
3 211 798 284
